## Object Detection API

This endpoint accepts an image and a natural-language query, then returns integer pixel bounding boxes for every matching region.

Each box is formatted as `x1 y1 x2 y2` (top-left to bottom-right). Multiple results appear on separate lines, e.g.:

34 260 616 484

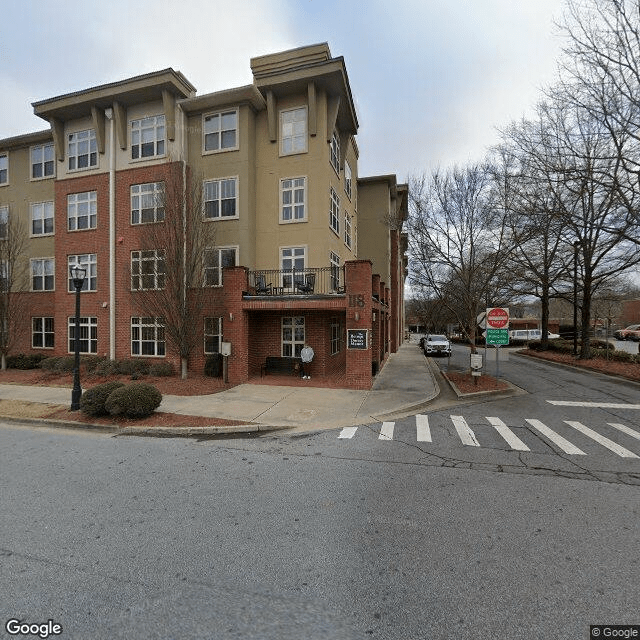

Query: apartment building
0 43 408 389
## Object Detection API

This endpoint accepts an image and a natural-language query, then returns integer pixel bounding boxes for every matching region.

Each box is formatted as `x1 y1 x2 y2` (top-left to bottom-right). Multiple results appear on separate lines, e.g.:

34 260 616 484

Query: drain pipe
105 107 116 361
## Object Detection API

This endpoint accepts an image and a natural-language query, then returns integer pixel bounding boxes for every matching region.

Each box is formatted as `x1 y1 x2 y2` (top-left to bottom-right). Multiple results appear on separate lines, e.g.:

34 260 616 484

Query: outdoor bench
261 356 302 377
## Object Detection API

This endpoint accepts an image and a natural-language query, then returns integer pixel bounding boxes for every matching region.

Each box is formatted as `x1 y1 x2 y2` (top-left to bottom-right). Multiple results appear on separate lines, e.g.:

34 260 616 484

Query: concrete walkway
0 343 440 432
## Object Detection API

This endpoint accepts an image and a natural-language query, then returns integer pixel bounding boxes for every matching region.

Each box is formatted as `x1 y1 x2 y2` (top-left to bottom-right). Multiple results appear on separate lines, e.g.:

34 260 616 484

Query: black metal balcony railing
247 267 345 296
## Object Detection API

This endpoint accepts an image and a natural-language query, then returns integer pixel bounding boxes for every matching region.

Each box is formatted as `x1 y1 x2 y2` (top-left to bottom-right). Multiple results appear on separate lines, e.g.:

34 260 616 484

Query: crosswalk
337 414 640 459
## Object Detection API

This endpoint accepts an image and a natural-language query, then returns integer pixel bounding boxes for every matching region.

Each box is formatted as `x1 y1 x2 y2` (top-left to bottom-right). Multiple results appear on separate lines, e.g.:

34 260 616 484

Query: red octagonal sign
486 307 509 329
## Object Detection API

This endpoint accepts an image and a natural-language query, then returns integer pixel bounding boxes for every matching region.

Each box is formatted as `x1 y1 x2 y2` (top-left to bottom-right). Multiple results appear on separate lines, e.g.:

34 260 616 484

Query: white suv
423 334 452 356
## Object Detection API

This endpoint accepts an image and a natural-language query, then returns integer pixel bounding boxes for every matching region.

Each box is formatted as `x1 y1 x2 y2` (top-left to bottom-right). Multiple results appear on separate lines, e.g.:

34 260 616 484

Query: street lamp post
573 240 580 357
70 263 87 411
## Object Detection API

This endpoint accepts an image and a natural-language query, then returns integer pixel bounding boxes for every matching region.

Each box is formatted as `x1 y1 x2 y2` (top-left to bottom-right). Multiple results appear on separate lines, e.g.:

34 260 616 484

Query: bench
261 356 302 377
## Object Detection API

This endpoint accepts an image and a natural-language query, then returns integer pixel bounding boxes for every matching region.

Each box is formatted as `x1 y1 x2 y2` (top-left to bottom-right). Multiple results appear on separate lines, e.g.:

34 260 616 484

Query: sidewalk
0 343 440 434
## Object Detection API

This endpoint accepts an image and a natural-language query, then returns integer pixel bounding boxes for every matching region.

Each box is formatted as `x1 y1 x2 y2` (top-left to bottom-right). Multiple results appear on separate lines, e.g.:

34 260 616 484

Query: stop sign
486 307 509 329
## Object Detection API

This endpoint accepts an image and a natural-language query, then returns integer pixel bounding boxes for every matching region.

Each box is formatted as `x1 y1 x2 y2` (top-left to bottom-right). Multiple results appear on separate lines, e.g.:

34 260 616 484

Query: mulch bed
443 371 510 394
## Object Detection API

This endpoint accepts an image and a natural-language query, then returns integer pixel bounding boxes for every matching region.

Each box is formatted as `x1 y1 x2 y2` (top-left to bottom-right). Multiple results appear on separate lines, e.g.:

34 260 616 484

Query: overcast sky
1 0 567 180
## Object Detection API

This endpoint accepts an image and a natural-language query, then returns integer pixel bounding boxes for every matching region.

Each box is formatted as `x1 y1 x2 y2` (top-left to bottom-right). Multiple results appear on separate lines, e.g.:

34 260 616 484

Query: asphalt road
1 349 639 640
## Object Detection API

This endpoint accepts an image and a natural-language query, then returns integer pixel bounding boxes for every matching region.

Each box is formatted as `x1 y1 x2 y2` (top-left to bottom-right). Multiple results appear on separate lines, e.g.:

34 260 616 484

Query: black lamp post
573 240 580 357
70 263 87 411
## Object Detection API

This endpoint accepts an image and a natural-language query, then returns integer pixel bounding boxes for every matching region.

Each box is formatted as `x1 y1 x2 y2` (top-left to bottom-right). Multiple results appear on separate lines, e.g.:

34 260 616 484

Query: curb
0 414 291 437
512 350 640 388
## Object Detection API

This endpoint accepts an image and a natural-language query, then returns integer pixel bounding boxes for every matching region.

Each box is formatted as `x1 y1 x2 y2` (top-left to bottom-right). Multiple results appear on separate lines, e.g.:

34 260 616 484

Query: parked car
614 324 640 341
423 334 452 356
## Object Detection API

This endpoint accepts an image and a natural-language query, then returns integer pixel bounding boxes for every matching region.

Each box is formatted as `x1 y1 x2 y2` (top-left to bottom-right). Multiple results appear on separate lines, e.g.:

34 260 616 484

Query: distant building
0 44 407 389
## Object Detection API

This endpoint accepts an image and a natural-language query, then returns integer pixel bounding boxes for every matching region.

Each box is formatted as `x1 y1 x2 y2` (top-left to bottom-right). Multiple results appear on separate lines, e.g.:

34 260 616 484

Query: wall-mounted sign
347 329 368 350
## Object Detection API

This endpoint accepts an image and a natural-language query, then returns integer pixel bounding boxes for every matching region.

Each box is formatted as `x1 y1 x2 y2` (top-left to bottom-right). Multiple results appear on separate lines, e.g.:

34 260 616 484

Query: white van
509 329 559 340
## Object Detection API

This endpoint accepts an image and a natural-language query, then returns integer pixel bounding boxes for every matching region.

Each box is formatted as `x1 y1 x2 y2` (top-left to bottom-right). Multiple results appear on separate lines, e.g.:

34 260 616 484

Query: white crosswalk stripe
416 414 431 442
379 422 394 440
564 421 639 458
486 417 530 451
450 415 480 447
336 416 640 459
525 419 586 455
608 423 640 441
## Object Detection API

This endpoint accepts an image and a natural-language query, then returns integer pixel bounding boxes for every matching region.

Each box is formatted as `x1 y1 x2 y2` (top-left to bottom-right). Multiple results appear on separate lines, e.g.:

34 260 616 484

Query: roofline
0 129 53 150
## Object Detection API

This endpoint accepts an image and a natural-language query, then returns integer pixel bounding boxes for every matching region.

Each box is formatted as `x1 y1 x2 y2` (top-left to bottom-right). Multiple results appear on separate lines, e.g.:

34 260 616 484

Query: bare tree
408 165 513 351
0 211 29 370
131 162 217 379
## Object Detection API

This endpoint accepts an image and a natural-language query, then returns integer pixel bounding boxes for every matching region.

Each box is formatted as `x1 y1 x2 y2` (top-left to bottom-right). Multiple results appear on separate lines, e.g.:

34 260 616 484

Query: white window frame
344 161 352 200
67 254 97 292
204 246 238 287
203 110 238 153
31 143 55 180
68 130 97 171
131 250 166 291
330 187 340 236
330 131 340 174
280 246 306 289
32 317 54 349
131 316 165 357
0 260 9 292
280 107 307 156
0 205 7 240
68 316 97 354
67 191 97 231
344 212 352 250
0 153 7 184
203 177 238 220
131 182 165 224
131 115 165 160
31 258 55 292
204 317 223 354
282 316 305 358
31 201 54 236
330 251 341 292
280 177 307 223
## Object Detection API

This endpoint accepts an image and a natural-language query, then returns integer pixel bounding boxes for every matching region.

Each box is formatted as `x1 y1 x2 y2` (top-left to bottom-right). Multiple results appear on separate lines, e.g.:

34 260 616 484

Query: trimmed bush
104 383 162 418
6 353 48 369
148 362 174 377
92 359 120 376
80 381 126 417
116 358 151 376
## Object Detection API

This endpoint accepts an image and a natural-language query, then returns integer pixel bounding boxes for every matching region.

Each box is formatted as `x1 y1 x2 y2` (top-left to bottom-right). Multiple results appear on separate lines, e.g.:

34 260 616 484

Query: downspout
105 107 116 360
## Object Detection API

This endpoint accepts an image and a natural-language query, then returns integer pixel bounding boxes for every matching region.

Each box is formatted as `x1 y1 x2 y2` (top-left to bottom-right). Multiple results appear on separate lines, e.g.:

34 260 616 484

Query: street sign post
486 307 510 377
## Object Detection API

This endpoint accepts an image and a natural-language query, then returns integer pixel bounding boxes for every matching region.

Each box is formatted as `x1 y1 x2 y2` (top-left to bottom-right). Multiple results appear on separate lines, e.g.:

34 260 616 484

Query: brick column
222 267 249 384
344 260 373 390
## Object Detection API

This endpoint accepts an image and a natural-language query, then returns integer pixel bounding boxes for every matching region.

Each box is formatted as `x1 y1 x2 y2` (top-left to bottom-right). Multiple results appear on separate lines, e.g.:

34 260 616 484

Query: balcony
246 267 346 297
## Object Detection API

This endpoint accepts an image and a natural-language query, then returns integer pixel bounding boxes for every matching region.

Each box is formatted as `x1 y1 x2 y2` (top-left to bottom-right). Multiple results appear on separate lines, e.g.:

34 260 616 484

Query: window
0 153 8 184
0 261 8 292
282 316 305 357
344 212 352 249
31 258 55 291
345 161 352 200
67 254 97 292
131 115 165 159
280 246 305 289
204 317 223 354
32 317 54 349
31 202 54 236
204 110 238 152
330 131 340 173
0 206 7 239
131 250 165 290
330 251 341 292
280 177 306 223
330 318 341 355
31 143 55 179
204 247 237 286
68 316 97 354
203 178 237 219
280 107 307 155
131 317 165 356
131 182 165 224
68 130 97 171
330 187 340 235
67 191 97 231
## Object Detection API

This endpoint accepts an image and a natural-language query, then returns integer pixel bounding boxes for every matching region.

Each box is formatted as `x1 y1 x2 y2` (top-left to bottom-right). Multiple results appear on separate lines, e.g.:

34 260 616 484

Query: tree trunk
181 357 188 380
579 276 592 360
540 282 550 351
1 353 6 371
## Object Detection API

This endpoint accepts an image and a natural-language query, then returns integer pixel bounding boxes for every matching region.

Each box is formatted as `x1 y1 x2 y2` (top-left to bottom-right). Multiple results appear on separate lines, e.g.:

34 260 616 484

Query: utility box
470 353 483 376
220 342 231 357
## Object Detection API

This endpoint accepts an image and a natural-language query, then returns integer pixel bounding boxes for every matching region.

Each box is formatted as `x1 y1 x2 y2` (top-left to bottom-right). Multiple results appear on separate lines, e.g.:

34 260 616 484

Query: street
1 347 639 639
